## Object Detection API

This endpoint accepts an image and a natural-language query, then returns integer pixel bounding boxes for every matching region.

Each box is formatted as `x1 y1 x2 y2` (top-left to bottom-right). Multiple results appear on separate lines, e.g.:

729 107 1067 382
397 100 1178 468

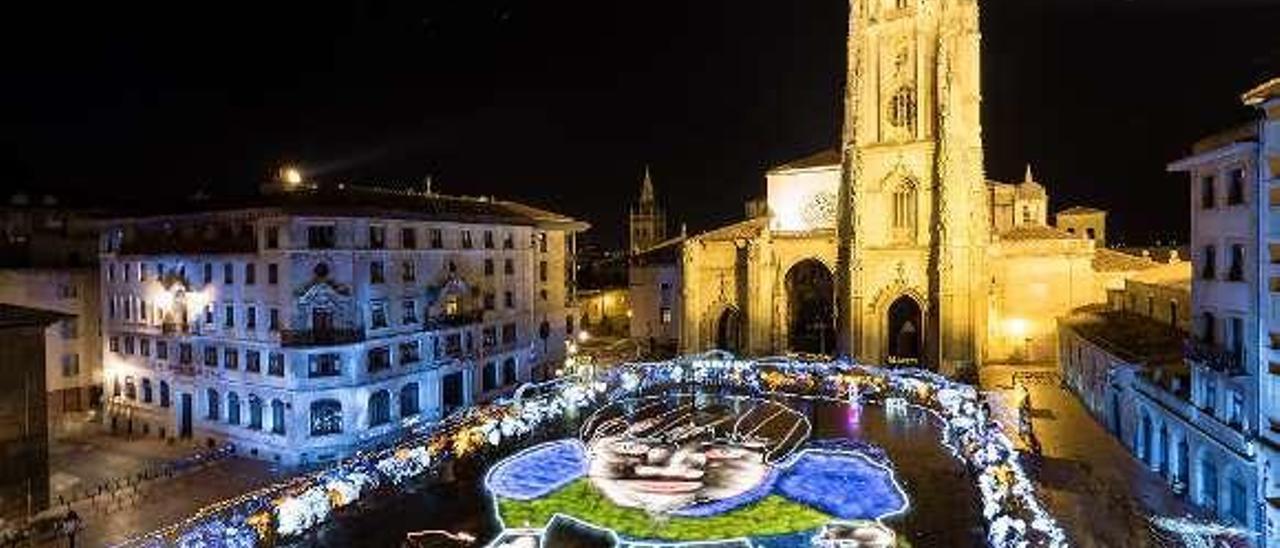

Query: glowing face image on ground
484 396 910 545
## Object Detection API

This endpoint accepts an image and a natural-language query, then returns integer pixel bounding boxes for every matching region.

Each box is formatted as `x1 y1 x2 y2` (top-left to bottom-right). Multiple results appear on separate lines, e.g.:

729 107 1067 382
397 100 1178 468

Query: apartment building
100 181 586 464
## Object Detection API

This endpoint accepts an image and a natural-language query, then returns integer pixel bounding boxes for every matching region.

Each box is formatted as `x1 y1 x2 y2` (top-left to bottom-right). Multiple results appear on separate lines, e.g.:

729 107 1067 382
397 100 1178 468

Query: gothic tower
836 0 988 374
629 166 667 254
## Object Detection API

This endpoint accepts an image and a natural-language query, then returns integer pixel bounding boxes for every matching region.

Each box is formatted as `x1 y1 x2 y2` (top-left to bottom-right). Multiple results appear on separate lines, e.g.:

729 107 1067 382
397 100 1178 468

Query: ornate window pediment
297 280 351 309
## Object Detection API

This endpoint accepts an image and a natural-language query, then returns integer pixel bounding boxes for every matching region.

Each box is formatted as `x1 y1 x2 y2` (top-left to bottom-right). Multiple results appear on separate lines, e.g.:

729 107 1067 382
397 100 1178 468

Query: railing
424 311 484 330
168 363 199 377
161 322 200 336
280 328 365 347
1184 338 1245 377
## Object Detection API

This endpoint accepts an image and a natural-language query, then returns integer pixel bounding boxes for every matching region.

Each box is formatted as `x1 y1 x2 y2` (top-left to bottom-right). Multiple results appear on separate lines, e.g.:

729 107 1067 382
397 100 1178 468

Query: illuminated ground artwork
486 395 905 547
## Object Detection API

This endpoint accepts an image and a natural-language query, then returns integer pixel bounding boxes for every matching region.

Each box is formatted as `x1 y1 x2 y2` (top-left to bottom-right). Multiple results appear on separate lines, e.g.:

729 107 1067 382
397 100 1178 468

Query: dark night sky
3 0 1280 248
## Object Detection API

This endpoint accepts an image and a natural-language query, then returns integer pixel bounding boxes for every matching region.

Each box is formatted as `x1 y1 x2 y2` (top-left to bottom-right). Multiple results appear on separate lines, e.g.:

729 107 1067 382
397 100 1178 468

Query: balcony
1183 338 1246 377
280 328 365 348
424 310 484 330
167 363 199 377
161 322 201 336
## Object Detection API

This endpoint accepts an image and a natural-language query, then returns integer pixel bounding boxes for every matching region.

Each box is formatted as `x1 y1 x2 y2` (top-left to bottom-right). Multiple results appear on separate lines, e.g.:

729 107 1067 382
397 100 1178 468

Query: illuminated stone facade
635 0 1161 373
99 185 585 465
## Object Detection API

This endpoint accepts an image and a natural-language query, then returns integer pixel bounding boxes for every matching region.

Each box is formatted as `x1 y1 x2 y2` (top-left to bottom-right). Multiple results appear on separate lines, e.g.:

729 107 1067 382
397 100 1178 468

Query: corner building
99 183 585 464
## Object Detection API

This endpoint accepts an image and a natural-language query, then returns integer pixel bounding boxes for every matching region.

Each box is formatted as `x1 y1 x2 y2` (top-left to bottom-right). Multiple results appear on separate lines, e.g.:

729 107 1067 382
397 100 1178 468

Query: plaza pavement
37 432 286 547
981 363 1198 548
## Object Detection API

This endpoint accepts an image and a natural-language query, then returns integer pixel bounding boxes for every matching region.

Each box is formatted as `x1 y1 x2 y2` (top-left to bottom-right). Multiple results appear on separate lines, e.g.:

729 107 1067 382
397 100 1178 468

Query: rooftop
1093 248 1159 272
1056 206 1105 216
105 184 589 231
768 149 841 173
1190 122 1258 155
1061 306 1185 367
631 236 686 265
1128 261 1192 292
691 217 769 242
997 225 1078 242
1243 76 1280 106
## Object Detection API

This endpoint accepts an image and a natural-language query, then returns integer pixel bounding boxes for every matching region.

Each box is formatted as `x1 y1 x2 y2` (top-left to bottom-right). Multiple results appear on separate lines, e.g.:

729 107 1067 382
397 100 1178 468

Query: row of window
1199 168 1247 209
107 261 282 286
205 303 281 331
1196 371 1246 428
1197 311 1246 356
113 375 171 407
202 388 289 435
480 358 520 392
304 385 422 436
304 325 518 378
1132 411 1249 525
109 335 286 377
303 224 553 253
109 256 549 295
1199 244 1247 282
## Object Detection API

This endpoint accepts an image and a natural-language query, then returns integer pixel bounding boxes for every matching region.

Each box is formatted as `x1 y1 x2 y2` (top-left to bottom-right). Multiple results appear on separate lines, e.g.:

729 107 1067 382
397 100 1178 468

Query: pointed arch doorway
715 308 743 354
886 295 923 366
785 259 836 355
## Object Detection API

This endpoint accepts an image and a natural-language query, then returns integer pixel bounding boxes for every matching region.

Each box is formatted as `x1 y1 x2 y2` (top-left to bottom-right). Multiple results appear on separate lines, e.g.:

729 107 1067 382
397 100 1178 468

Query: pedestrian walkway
981 363 1196 548
25 432 287 547
49 432 196 503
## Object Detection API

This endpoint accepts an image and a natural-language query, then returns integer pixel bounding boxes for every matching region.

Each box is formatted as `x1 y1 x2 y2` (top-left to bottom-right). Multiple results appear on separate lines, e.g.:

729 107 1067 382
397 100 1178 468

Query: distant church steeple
629 165 667 254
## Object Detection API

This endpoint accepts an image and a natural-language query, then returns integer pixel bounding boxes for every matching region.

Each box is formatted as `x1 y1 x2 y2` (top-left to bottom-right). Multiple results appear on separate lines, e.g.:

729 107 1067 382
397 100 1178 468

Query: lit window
310 399 342 436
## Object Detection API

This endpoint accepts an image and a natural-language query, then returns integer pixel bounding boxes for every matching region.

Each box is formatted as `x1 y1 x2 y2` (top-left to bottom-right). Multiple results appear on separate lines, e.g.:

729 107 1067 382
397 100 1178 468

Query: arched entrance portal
715 308 743 354
886 295 923 366
785 260 835 355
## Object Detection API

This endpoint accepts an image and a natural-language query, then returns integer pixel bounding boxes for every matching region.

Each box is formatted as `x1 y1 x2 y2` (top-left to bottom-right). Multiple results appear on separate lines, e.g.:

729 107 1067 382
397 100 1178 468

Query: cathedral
628 0 1164 376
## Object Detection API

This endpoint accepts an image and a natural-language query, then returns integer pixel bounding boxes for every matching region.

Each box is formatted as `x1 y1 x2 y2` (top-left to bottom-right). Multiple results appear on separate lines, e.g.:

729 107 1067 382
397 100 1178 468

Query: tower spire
1024 163 1035 184
640 164 655 205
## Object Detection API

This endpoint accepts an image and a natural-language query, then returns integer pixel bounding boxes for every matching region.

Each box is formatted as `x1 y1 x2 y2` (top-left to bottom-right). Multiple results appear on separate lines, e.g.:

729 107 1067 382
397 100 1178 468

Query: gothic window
889 87 916 129
891 183 917 240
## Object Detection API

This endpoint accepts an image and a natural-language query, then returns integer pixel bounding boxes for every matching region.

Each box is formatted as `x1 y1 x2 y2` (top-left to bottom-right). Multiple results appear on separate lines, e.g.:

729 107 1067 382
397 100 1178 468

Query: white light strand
118 353 1067 548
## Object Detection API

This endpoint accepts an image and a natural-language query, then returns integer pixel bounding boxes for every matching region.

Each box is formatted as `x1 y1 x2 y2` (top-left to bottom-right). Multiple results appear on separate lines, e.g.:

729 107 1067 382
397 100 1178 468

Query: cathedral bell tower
629 166 668 255
836 0 988 375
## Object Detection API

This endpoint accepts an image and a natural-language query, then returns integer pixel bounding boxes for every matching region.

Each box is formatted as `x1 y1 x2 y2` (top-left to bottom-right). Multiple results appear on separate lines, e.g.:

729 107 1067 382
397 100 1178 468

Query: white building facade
100 185 585 465
1166 77 1280 540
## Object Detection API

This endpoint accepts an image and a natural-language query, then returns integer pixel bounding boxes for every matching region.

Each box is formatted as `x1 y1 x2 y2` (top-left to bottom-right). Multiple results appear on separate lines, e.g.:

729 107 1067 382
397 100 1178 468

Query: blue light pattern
775 451 907 520
486 440 588 500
